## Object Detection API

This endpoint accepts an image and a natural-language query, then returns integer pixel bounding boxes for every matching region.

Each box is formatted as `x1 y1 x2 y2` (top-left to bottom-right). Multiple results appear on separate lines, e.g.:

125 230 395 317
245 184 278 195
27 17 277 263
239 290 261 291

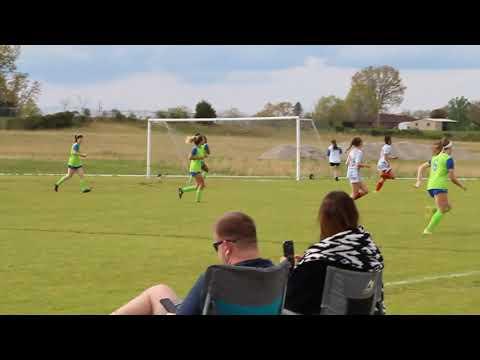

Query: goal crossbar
148 116 299 123
146 116 310 181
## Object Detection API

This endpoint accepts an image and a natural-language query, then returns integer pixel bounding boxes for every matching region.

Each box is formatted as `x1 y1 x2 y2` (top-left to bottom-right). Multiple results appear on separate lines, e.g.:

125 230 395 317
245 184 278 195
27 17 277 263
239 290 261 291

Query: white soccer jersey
377 144 392 171
327 145 342 164
346 148 363 183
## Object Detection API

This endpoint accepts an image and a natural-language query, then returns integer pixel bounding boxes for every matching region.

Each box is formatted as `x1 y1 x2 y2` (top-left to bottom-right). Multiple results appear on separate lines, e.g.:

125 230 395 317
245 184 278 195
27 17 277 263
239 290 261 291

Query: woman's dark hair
186 134 203 146
318 191 359 240
346 137 362 152
74 134 83 142
331 139 338 150
432 137 450 155
384 135 392 145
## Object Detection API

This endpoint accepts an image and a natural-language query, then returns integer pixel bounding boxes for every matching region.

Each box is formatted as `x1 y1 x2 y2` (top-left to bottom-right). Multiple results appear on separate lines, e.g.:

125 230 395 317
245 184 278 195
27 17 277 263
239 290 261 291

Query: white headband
443 141 453 150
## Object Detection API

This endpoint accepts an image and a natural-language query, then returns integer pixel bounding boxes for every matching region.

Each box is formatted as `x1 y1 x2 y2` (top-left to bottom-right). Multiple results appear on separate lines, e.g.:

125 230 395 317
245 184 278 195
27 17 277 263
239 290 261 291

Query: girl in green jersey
54 134 91 193
415 138 466 235
187 133 210 184
178 134 206 203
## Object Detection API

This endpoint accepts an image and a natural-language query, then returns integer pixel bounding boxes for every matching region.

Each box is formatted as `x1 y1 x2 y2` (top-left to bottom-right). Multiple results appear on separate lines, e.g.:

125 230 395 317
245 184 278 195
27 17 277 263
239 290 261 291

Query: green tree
313 95 349 128
447 96 471 130
0 45 20 75
293 102 303 117
255 101 295 117
468 101 480 128
82 108 91 117
0 46 41 116
344 83 378 126
195 100 216 118
219 107 245 118
351 65 406 127
168 106 191 118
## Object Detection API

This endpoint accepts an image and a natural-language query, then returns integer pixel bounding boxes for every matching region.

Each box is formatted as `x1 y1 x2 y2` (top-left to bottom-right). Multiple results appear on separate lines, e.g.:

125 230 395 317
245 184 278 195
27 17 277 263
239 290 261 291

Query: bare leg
352 182 368 200
435 193 451 213
111 284 180 315
55 168 75 190
333 167 338 180
351 182 360 199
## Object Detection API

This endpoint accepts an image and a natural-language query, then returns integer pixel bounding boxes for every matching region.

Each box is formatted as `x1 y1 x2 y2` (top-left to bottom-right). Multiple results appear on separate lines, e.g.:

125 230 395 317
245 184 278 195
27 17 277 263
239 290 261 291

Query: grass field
1 175 479 314
2 121 480 178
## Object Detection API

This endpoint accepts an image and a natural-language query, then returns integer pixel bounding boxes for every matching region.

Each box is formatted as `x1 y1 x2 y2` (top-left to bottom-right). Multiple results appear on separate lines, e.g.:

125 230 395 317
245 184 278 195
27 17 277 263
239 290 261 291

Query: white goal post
146 116 316 181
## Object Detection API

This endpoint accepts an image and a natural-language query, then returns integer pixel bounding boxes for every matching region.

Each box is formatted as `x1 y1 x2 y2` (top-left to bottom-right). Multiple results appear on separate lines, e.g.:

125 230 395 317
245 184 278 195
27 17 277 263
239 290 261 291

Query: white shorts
377 160 391 172
347 169 362 184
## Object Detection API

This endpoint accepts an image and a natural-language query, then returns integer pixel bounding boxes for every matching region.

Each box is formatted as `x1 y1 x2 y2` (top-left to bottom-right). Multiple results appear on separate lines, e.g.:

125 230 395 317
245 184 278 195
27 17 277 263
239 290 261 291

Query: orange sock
376 179 385 192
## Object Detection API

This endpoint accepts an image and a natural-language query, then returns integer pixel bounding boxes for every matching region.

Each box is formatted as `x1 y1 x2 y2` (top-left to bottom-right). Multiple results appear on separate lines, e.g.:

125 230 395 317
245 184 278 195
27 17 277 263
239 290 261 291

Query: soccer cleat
82 188 91 193
54 184 59 192
423 229 432 235
178 188 183 199
335 177 339 181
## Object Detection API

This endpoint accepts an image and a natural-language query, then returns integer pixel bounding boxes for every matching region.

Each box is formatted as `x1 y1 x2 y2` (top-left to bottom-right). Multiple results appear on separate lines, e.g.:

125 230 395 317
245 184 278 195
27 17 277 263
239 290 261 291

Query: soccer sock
195 188 203 202
55 175 69 186
376 179 385 192
80 179 90 191
353 192 364 200
181 185 197 193
426 210 444 232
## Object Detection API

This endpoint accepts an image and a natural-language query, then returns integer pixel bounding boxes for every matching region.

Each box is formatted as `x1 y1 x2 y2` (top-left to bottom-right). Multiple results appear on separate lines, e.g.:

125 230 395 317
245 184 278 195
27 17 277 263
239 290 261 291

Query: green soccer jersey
68 143 82 167
189 145 205 173
427 152 454 190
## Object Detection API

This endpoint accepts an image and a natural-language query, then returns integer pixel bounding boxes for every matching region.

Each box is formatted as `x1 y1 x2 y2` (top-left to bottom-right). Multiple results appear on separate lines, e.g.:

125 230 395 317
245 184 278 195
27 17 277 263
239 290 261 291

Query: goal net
146 116 325 181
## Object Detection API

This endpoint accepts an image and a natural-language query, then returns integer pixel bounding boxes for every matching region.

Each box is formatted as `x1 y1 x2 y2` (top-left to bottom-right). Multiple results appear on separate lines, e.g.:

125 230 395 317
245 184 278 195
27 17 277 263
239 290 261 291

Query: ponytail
185 134 202 146
331 140 338 150
185 136 196 144
432 137 452 154
347 137 362 152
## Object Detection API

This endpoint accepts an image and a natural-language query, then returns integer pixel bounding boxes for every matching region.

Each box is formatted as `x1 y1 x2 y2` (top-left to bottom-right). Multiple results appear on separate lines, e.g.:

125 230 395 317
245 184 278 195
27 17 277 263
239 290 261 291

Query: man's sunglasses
212 239 237 252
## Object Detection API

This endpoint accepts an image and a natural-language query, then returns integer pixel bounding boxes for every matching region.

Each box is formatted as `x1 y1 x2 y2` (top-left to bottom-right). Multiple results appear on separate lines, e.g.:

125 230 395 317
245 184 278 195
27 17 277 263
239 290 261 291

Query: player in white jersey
375 136 398 192
346 137 370 200
326 139 342 181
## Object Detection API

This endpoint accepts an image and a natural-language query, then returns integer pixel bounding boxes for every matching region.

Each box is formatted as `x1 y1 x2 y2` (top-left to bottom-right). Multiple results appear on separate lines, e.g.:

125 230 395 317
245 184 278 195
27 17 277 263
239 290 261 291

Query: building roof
379 113 417 124
418 118 457 123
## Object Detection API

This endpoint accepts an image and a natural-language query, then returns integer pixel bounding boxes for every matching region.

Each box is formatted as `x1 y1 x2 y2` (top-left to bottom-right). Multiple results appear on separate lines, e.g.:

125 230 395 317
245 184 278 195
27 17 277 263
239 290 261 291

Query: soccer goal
146 116 325 181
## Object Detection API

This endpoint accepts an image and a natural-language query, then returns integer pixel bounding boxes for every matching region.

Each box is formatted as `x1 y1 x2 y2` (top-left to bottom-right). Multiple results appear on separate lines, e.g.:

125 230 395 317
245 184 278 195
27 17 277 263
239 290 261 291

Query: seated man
111 212 273 315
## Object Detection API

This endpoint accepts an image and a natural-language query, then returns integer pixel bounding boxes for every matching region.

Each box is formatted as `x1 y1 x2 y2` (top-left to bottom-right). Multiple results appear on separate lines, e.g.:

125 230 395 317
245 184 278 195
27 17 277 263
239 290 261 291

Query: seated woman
284 191 385 315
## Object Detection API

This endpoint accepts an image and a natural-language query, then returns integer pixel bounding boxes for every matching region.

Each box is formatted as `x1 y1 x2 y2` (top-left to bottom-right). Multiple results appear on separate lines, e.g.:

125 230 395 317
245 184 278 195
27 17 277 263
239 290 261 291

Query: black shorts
329 163 340 167
68 165 83 170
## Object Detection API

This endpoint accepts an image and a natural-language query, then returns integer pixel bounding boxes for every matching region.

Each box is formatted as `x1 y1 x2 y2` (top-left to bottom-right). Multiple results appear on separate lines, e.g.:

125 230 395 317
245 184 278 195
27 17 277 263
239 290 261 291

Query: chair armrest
281 309 301 315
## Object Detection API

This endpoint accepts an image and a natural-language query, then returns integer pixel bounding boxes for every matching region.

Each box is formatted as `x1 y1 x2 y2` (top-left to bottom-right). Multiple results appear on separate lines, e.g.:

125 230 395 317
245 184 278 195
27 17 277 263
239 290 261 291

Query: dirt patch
258 145 325 160
259 142 480 161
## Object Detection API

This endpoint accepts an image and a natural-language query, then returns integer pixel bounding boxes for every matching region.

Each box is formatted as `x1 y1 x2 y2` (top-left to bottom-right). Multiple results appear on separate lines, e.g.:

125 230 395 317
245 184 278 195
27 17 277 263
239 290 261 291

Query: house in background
349 113 417 129
398 118 457 131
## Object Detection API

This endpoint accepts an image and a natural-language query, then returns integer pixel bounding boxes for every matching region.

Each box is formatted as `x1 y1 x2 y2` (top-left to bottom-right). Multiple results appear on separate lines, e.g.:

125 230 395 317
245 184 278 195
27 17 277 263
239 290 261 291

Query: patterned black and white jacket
284 226 385 315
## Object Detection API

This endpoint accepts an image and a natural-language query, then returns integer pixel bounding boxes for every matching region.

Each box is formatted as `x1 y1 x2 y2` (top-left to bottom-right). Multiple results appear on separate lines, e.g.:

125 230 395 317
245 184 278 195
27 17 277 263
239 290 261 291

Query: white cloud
38 56 480 115
401 68 480 110
20 45 95 61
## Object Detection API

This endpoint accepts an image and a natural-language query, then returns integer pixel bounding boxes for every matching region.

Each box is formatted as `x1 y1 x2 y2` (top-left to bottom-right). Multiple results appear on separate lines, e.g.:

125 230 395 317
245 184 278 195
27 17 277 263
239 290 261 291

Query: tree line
2 45 480 132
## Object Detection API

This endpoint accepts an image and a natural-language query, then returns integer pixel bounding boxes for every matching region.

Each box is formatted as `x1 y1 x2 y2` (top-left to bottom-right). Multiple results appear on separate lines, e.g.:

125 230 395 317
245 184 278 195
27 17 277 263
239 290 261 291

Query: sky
17 45 480 115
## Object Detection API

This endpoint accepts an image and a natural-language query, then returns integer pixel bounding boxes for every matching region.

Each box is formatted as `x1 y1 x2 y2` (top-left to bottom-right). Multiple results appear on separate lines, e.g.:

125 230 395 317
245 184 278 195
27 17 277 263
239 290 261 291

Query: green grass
1 175 479 314
0 159 181 175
